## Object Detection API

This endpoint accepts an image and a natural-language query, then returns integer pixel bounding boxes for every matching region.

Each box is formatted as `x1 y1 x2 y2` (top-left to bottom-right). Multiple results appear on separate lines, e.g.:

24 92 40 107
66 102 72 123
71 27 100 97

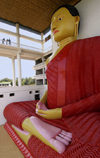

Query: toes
58 133 65 139
67 133 72 137
61 130 72 137
55 130 72 147
64 136 72 142
61 130 68 135
58 133 72 142
49 138 66 154
66 134 72 139
55 136 69 146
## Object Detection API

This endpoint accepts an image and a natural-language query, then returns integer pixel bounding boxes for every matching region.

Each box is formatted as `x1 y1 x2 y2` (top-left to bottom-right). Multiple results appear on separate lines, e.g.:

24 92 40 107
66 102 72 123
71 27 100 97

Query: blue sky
0 22 51 80
0 56 35 79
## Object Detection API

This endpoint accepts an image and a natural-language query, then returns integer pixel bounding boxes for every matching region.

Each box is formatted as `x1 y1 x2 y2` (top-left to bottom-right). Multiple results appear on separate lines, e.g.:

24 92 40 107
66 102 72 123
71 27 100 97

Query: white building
0 82 11 87
32 52 52 85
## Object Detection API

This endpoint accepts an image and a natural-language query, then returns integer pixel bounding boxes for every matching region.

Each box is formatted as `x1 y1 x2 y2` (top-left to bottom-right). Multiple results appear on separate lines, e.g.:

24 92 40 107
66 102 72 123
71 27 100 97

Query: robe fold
4 36 100 158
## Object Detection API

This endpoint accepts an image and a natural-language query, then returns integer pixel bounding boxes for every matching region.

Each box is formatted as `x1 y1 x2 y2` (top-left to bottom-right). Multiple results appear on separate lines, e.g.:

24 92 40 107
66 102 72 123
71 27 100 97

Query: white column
12 57 16 87
41 33 44 53
41 57 44 63
35 79 37 85
43 67 45 85
17 51 22 86
16 23 20 47
43 67 44 74
43 79 45 85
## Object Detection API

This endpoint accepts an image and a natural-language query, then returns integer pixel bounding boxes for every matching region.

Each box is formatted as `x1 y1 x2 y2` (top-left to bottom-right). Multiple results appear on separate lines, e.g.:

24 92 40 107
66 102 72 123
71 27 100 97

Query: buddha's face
51 7 79 42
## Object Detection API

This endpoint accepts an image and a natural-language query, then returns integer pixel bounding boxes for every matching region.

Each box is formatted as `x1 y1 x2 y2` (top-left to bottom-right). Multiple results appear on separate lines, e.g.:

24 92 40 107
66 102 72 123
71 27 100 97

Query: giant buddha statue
4 5 100 158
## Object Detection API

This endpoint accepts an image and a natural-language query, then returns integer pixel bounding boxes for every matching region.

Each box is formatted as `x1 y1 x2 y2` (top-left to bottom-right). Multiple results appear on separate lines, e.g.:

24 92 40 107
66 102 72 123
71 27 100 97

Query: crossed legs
12 116 72 154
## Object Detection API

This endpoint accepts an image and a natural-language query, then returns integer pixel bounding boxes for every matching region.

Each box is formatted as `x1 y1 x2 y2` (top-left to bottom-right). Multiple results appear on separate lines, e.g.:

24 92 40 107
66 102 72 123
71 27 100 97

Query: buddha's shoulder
72 36 100 46
45 57 50 66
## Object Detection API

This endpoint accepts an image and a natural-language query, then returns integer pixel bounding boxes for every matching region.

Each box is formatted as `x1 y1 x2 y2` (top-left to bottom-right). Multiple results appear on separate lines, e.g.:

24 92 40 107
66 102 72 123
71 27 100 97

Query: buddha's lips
53 30 59 35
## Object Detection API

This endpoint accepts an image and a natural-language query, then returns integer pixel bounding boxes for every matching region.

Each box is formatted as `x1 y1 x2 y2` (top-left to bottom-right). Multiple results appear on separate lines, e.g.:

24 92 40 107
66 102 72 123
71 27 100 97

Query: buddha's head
51 5 80 42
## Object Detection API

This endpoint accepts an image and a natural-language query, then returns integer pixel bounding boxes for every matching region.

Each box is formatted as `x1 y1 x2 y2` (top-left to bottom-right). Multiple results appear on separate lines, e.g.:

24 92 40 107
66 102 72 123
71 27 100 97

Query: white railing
20 43 42 52
0 39 52 53
0 39 17 47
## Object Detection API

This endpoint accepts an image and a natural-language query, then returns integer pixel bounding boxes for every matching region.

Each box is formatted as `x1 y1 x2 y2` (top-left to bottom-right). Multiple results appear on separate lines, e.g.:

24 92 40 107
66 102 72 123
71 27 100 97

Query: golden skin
36 7 80 119
51 7 79 42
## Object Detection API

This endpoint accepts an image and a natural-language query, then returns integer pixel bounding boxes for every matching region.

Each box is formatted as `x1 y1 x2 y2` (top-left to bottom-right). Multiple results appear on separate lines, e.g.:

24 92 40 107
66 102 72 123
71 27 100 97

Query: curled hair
52 5 80 17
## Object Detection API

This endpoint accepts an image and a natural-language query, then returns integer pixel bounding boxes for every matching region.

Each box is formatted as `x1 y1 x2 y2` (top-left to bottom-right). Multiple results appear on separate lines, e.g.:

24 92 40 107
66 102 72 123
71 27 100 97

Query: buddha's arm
37 92 100 119
39 90 48 104
62 92 100 118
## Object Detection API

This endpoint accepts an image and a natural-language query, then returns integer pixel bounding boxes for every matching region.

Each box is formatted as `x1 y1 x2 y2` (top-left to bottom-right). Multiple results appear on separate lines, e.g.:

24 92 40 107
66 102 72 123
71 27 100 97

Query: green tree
15 77 35 86
0 78 12 85
0 77 35 86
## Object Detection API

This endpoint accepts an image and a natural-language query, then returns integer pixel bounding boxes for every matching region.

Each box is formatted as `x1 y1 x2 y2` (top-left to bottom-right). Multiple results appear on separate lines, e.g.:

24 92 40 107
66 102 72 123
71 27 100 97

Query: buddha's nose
52 25 57 32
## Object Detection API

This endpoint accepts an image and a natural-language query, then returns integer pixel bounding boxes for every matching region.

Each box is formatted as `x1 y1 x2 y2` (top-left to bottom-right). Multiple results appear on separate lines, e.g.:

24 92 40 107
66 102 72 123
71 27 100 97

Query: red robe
4 36 100 158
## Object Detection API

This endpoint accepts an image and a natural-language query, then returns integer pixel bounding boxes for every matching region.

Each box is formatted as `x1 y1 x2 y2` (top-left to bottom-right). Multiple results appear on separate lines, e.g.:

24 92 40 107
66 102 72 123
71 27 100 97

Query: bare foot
22 116 72 154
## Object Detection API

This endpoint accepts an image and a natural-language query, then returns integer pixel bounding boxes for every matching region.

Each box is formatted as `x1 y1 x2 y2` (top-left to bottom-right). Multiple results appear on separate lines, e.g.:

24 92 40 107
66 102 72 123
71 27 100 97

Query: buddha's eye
58 17 63 21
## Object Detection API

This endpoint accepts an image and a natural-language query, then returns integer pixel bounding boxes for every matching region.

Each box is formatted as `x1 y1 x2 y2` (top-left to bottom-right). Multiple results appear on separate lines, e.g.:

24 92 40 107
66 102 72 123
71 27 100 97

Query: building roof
0 82 11 84
0 0 81 34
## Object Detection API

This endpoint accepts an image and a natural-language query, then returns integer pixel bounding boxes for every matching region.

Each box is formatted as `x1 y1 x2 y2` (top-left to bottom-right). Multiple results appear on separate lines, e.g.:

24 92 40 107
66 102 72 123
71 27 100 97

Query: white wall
0 85 47 125
76 0 100 39
52 0 100 51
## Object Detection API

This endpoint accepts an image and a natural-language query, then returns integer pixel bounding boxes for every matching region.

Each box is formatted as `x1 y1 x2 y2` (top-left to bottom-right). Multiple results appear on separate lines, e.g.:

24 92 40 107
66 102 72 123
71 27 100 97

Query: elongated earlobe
75 16 80 37
75 22 78 36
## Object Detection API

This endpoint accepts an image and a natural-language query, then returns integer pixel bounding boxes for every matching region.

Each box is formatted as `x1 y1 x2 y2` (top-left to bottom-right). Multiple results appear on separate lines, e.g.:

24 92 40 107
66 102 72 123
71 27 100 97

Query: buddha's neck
48 36 77 64
58 36 77 48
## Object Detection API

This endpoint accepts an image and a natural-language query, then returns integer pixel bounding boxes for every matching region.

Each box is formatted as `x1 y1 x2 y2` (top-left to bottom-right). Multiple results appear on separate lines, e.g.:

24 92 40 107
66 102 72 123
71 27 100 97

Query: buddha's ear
75 16 80 37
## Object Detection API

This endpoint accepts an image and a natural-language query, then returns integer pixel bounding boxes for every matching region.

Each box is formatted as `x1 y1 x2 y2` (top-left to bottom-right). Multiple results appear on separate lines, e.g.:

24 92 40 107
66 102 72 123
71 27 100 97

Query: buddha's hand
36 101 48 110
36 108 62 119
